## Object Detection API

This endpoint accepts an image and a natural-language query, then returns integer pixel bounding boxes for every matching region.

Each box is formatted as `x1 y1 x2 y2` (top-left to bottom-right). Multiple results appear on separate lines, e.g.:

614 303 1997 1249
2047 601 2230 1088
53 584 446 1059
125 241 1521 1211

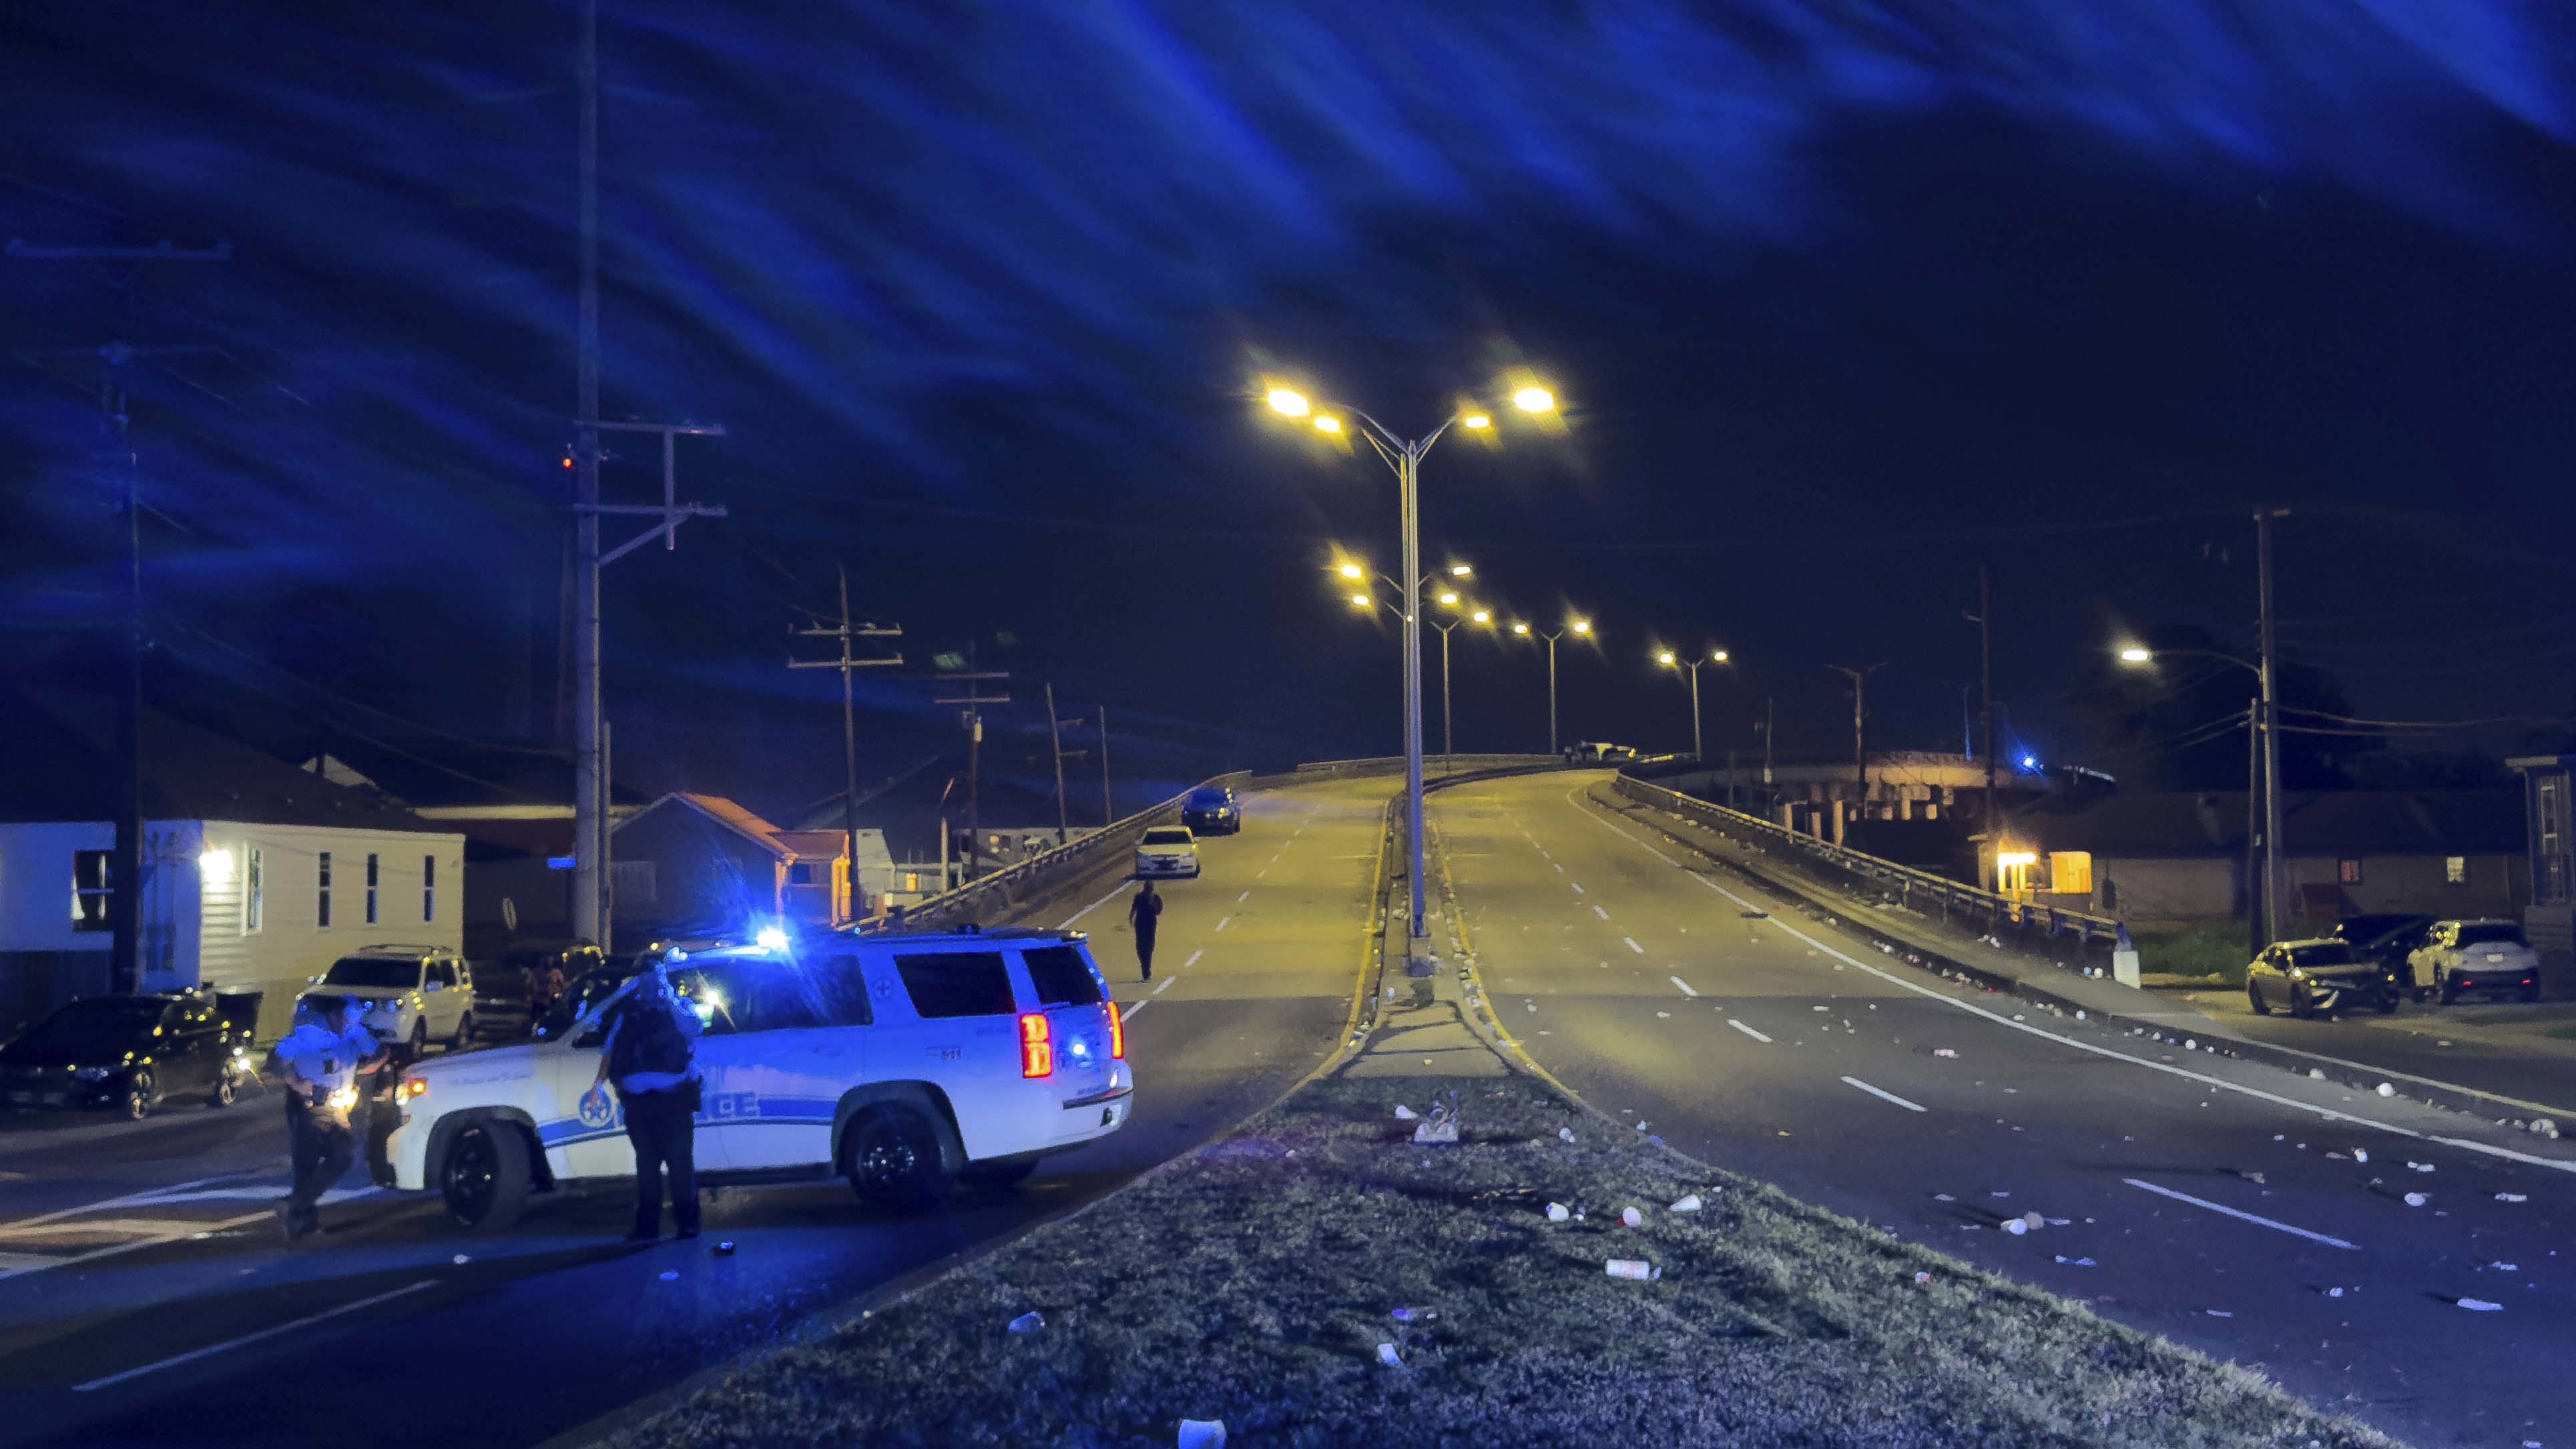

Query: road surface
1434 771 2574 1449
0 775 1388 1449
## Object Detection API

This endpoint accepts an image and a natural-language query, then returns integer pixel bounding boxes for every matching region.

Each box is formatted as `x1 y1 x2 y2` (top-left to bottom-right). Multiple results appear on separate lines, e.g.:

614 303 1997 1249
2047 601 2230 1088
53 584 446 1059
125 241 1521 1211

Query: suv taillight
1019 1013 1053 1078
1107 1001 1124 1060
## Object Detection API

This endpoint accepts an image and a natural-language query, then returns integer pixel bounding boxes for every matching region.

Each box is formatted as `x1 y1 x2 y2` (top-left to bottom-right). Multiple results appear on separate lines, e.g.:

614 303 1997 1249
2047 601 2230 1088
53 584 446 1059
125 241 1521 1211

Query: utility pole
1762 696 1775 814
786 565 900 921
8 237 230 994
1045 682 1070 845
1965 564 1996 834
933 668 1009 882
567 0 726 952
2255 505 2290 945
2244 692 2264 960
1098 706 1113 827
1826 663 1886 837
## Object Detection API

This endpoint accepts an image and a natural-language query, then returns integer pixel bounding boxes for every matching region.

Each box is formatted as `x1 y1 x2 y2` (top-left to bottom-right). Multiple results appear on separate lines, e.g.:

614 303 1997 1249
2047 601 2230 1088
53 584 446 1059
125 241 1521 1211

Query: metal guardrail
862 771 1252 933
1612 772 2125 952
1291 753 1559 781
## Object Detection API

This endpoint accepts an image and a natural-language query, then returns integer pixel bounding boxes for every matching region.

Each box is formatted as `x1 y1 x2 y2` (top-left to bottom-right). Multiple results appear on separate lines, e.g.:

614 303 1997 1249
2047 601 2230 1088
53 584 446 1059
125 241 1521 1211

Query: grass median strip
605 1076 2392 1448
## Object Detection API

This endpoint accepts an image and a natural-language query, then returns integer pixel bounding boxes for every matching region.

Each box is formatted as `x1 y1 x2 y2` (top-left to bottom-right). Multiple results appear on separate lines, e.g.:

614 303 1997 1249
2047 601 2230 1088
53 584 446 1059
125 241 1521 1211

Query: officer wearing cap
272 994 388 1240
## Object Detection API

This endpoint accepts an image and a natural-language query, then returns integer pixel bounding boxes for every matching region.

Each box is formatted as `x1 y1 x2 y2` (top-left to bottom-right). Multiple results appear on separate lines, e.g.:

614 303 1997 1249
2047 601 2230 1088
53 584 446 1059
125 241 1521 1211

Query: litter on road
1546 1203 1571 1222
2003 1219 2029 1236
1558 1128 1576 1143
1393 1105 1417 1120
1390 1307 1435 1323
1670 1193 1704 1213
658 1270 680 1282
1008 1311 1045 1335
1376 1343 1404 1367
2455 1298 2504 1312
1604 1259 1661 1281
1620 1207 1643 1227
2404 1193 2430 1207
2053 1255 2097 1267
1912 1271 1932 1285
1178 1420 1228 1449
1933 1048 1958 1058
2352 1149 2368 1164
2497 1193 2529 1203
2376 1083 2396 1097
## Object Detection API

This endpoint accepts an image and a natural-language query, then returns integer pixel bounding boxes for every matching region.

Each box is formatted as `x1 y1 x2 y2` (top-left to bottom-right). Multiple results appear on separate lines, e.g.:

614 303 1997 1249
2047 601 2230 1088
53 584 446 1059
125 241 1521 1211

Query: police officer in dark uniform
589 961 704 1242
272 994 388 1240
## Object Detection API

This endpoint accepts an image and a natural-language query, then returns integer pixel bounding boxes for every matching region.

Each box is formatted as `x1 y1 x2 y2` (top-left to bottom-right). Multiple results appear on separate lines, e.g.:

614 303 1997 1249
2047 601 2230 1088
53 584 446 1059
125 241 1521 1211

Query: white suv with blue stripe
377 927 1131 1228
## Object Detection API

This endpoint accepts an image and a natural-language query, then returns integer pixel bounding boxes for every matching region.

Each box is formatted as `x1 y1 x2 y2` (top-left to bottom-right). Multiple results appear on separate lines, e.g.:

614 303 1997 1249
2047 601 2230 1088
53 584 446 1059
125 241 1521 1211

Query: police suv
378 927 1131 1228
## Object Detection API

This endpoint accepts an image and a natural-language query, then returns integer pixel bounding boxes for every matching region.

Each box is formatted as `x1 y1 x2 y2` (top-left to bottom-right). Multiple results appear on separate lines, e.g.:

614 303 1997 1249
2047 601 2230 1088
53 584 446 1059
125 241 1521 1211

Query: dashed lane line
1184 949 1204 968
2125 1177 2360 1251
1726 1018 1773 1044
1621 936 1643 954
1840 1076 1926 1112
1669 976 1700 998
73 1279 441 1393
1593 904 1611 921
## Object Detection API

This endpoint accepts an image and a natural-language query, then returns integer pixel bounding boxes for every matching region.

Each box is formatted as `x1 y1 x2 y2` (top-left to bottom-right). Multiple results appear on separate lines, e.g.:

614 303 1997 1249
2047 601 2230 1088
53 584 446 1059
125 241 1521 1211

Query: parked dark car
2245 939 2400 1018
0 992 256 1120
1182 786 1242 835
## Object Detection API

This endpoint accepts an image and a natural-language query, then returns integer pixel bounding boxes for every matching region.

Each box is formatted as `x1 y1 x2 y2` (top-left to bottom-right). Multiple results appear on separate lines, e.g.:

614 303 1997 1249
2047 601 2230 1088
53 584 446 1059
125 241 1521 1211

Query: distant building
1655 751 2056 844
2506 757 2576 996
0 694 463 1040
609 793 866 938
1974 789 2525 929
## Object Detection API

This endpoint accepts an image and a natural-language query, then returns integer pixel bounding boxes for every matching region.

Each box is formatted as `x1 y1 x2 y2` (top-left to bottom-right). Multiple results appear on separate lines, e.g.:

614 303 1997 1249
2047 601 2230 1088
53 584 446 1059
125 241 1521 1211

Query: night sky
7 3 2575 817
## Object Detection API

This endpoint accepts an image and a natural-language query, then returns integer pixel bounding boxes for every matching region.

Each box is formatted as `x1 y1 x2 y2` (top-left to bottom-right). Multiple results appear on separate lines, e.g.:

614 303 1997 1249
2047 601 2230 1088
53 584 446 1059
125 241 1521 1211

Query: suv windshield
10 999 165 1060
2285 944 2357 968
2458 923 2528 948
1141 827 1192 847
322 958 421 990
1187 789 1230 808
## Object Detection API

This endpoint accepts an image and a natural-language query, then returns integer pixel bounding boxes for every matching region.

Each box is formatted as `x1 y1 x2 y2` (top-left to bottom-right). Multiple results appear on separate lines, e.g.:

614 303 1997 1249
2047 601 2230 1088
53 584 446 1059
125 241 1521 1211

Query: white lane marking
1058 879 1133 928
1185 949 1204 968
1215 917 1230 932
1726 1018 1772 1044
1621 936 1643 954
1571 882 1585 895
1153 977 1176 996
0 1209 275 1281
1564 789 2576 1177
1121 998 1152 1020
1669 976 1700 998
1553 863 1564 873
80 1185 383 1211
1256 868 1266 879
74 1279 441 1393
2124 1178 2360 1251
0 1176 236 1233
1238 891 1250 903
1840 1076 1927 1112
1593 904 1611 921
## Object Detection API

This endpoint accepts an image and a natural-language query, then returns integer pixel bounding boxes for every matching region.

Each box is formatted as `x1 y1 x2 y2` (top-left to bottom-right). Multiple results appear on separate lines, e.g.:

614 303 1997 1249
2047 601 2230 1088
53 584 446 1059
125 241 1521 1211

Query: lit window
365 853 380 924
2338 859 2362 885
71 851 111 932
244 848 264 932
317 851 333 928
423 854 437 923
2048 851 2093 895
2444 855 2467 885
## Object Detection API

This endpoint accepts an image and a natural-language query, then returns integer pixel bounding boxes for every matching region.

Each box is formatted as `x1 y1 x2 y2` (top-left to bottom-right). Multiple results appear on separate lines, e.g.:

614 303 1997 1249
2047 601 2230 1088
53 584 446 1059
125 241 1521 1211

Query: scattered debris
1655 1012 1671 1019
2352 1149 2368 1165
1390 1307 1437 1323
2497 1193 2529 1203
2205 1309 2233 1318
714 1241 737 1256
1605 1259 1661 1281
2404 1192 2429 1207
2375 1082 2396 1098
2490 1262 2519 1273
2406 1162 2434 1175
1933 1193 1956 1203
452 1254 470 1265
1912 1271 1932 1285
2534 1117 2561 1138
1621 1207 1644 1227
2455 1298 2504 1312
1008 1311 1045 1335
658 1270 680 1282
2324 1287 2345 1299
2183 1038 2197 1050
2234 1171 2268 1187
2003 1219 2029 1237
1559 1128 1577 1144
1393 1104 1417 1120
2021 1211 2045 1231
1178 1419 1228 1449
2310 1068 2326 1080
1670 1193 1704 1213
1376 1342 1405 1367
2053 1255 2097 1267
1933 1048 1959 1059
1547 1203 1571 1222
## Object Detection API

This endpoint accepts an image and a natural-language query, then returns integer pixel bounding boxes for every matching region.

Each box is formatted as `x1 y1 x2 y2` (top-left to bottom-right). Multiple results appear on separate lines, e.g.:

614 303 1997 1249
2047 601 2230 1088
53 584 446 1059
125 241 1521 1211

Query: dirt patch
604 1076 2394 1448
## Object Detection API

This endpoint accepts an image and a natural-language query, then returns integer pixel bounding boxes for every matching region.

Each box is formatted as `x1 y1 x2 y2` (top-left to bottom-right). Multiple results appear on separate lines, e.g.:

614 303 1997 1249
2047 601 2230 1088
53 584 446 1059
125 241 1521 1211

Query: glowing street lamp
1657 646 1734 761
1338 562 1365 581
1518 615 1595 756
2117 646 2153 663
1261 371 1564 942
1347 592 1373 610
1449 563 1473 578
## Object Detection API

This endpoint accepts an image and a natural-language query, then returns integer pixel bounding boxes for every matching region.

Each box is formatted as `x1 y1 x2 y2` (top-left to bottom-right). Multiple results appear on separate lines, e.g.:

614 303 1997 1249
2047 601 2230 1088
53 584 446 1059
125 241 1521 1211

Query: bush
2134 923 2254 984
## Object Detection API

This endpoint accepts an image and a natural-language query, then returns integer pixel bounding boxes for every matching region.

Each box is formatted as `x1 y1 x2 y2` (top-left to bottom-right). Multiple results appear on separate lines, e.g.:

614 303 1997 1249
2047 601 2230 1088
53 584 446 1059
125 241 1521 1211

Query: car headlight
73 1066 112 1081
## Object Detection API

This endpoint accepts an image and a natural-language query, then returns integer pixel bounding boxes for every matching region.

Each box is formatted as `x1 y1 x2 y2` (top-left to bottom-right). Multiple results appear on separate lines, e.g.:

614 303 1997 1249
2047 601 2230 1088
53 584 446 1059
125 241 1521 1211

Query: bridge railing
1610 771 2125 957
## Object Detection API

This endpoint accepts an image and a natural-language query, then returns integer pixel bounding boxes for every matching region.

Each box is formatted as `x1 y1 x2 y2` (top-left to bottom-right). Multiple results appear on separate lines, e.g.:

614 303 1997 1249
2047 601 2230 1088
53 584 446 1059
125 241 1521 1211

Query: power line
2278 704 2576 732
164 622 567 757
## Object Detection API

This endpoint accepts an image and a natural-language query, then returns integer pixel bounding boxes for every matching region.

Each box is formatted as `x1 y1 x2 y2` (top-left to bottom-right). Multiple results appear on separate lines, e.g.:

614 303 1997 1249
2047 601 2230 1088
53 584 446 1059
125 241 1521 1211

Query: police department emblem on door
577 1083 618 1128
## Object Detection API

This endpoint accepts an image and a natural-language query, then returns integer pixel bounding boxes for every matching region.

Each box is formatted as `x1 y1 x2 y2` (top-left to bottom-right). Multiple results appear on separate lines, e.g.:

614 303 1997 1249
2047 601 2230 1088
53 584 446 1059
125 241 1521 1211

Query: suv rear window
892 951 1017 1018
1021 945 1104 1006
1142 827 1192 846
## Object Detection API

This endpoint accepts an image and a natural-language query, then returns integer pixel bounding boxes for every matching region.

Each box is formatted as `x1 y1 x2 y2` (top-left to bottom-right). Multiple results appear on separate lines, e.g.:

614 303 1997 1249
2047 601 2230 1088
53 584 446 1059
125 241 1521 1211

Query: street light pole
2256 506 2289 944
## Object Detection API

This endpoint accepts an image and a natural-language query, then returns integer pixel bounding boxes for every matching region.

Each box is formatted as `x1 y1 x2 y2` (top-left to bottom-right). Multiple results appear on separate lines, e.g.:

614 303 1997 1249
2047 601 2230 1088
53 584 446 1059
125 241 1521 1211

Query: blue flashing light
754 925 791 954
2020 755 2039 771
546 855 577 871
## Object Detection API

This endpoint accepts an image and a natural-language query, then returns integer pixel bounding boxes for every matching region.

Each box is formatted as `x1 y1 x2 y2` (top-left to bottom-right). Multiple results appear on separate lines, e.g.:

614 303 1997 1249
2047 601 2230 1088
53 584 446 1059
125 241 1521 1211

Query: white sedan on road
1133 825 1201 879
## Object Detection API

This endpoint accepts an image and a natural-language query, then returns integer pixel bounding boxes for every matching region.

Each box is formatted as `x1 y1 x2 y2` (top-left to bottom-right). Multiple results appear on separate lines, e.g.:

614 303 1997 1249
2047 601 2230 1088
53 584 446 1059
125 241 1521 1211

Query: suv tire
2288 982 2314 1019
407 1020 430 1061
2246 982 2270 1016
442 1121 532 1230
840 1103 953 1212
451 1011 475 1050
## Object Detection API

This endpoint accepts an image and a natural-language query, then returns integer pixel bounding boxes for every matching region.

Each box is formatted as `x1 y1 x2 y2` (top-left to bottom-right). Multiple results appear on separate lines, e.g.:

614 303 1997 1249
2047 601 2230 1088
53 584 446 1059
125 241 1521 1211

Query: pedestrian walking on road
591 960 704 1243
271 994 388 1241
1128 879 1163 982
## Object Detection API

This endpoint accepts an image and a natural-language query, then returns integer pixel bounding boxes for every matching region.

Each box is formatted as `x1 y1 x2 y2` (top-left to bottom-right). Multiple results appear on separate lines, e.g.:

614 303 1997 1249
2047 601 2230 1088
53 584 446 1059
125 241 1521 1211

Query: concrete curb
1587 787 2576 1130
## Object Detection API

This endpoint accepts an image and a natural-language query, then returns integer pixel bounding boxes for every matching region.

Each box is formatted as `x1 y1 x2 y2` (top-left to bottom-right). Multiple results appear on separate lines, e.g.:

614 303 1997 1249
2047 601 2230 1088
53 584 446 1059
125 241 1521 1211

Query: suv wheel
2288 982 2313 1020
407 1020 430 1060
2246 981 2270 1016
442 1122 532 1229
840 1103 953 1212
123 1069 156 1121
451 1011 476 1050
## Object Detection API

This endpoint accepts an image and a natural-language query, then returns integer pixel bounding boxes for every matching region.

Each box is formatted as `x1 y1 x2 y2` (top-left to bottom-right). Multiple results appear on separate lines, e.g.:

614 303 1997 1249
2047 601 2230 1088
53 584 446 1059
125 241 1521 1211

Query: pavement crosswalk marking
1840 1076 1926 1112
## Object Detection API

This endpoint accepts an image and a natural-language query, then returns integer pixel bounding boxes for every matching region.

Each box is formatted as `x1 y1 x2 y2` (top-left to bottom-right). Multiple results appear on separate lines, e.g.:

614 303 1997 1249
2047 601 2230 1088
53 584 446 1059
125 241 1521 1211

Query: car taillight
400 1076 429 1100
1107 1002 1124 1060
1019 1013 1053 1078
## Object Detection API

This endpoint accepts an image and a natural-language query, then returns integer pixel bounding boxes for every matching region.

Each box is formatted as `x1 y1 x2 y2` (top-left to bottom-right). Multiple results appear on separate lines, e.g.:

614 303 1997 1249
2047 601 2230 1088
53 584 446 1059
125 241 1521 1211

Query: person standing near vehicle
525 956 567 1032
271 994 388 1241
1127 879 1163 982
590 964 704 1242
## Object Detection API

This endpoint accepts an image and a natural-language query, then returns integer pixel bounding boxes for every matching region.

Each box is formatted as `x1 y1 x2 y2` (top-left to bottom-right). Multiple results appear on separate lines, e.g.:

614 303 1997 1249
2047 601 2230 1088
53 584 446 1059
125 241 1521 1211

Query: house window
423 855 436 922
365 853 380 924
2445 855 2467 885
2047 851 2093 896
246 847 264 933
2338 859 2363 885
788 862 815 885
71 851 112 932
316 851 334 927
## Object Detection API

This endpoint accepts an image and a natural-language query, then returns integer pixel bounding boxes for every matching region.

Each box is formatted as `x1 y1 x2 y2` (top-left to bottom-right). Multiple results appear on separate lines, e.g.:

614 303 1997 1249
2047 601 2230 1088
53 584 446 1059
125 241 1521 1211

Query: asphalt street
0 775 1388 1449
1435 771 2576 1449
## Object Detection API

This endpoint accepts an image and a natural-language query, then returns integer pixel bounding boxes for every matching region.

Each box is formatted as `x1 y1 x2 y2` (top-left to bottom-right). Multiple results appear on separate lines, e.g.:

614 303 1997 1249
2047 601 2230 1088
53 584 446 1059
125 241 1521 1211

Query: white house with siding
0 694 463 1040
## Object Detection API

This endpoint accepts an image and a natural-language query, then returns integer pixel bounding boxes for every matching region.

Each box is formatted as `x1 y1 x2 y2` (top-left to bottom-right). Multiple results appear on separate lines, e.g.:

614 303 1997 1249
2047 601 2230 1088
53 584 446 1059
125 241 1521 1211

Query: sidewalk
1590 783 2576 1124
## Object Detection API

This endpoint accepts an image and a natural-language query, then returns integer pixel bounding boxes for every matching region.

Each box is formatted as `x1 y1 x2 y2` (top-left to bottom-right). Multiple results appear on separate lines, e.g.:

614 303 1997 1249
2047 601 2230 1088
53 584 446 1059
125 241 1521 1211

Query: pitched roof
0 690 446 833
615 793 792 859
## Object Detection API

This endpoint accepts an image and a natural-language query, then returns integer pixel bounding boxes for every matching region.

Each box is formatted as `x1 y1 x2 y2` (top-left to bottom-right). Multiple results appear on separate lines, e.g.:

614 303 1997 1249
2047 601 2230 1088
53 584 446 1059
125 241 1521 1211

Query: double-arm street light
1512 616 1592 757
2119 643 2284 948
1269 379 1557 942
1655 647 1731 761
1339 561 1491 772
